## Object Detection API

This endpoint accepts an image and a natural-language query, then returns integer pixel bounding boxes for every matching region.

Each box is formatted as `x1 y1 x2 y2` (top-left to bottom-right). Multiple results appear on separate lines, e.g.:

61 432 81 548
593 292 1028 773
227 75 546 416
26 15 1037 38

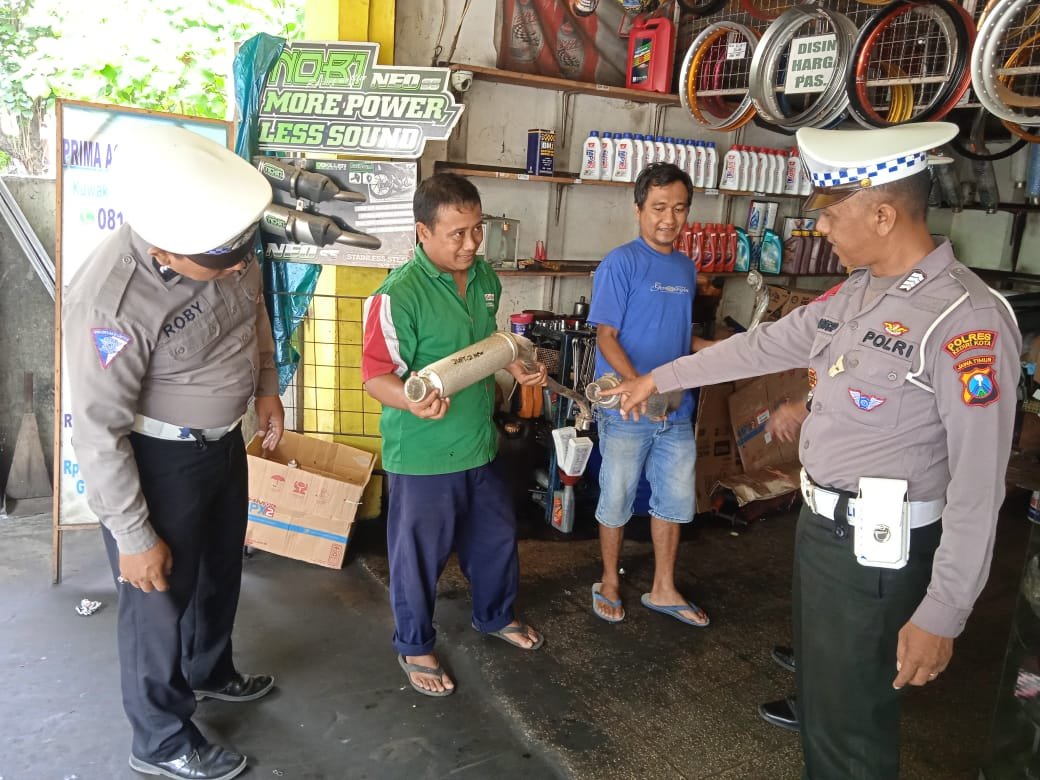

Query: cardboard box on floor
729 367 810 472
245 431 376 569
694 383 742 513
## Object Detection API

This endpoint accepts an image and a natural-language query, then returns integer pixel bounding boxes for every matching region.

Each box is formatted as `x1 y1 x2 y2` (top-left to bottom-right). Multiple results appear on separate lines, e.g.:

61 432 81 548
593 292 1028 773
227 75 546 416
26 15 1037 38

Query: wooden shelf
435 161 629 187
434 161 805 201
447 63 681 107
497 269 594 277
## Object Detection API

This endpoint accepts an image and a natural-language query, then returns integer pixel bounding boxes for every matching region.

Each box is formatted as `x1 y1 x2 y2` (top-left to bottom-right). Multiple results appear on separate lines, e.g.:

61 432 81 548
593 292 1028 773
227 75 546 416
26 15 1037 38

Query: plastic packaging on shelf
580 130 601 180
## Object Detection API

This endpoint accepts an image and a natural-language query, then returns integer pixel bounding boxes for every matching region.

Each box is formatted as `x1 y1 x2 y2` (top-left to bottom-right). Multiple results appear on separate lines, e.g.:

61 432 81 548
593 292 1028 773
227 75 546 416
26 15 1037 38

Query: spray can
580 130 601 180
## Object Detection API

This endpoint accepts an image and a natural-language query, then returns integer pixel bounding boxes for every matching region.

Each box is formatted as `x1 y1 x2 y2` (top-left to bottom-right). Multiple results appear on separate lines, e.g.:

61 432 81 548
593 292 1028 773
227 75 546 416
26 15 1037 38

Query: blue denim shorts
595 412 696 528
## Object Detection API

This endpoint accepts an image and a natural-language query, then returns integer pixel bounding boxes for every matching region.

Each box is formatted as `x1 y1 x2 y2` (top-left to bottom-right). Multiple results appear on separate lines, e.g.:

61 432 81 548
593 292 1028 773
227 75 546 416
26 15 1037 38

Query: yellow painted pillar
301 0 397 518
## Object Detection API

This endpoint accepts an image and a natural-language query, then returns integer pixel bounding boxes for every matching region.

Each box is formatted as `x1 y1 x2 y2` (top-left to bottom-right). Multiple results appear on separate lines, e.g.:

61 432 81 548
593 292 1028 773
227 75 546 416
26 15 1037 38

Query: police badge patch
961 367 999 407
848 388 886 411
92 328 133 369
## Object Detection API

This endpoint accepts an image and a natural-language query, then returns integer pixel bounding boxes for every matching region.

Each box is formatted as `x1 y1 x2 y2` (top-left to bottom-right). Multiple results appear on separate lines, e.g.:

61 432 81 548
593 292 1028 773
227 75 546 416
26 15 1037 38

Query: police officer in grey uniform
602 122 1021 779
63 126 284 780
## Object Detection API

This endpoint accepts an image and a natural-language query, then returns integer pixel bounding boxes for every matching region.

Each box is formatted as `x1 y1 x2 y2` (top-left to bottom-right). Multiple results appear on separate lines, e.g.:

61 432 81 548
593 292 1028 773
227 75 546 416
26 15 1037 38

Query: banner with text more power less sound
495 0 629 85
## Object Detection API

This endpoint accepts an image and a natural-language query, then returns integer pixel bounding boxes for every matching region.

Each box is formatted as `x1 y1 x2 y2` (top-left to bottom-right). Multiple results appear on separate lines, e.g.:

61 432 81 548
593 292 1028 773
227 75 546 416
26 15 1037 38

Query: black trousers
101 429 247 761
793 505 942 779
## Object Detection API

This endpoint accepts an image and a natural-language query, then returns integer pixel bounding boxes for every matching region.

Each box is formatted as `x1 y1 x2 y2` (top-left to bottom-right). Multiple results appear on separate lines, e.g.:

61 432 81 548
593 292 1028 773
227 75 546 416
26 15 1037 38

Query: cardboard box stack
245 431 376 569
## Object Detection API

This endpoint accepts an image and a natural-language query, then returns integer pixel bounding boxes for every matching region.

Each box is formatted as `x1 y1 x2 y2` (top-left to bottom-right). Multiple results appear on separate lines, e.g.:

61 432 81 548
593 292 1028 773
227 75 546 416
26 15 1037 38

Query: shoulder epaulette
94 254 137 317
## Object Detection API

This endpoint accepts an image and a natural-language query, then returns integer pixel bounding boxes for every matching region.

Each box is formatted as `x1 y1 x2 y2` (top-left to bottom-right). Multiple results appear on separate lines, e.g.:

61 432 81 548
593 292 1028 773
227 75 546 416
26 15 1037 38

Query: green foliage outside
0 0 304 175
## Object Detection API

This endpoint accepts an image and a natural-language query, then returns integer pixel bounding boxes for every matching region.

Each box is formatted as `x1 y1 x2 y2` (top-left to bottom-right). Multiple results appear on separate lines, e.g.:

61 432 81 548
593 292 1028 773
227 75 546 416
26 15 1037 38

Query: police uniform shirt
63 224 279 555
652 240 1021 638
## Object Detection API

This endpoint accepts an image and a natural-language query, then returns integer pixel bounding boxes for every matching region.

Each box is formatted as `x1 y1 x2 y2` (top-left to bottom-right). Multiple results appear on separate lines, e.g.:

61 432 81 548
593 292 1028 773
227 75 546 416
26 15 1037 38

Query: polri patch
92 328 132 369
944 330 996 358
883 321 908 336
484 292 496 310
961 367 998 407
848 388 885 411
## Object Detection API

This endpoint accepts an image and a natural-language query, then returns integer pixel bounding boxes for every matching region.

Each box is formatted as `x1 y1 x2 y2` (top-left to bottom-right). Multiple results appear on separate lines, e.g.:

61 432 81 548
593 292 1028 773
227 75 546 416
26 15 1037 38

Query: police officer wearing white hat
64 125 285 780
600 122 1021 778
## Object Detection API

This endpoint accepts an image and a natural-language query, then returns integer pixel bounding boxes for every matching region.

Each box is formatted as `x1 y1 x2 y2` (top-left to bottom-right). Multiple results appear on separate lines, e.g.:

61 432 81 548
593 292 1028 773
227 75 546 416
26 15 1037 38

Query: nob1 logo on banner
257 41 465 158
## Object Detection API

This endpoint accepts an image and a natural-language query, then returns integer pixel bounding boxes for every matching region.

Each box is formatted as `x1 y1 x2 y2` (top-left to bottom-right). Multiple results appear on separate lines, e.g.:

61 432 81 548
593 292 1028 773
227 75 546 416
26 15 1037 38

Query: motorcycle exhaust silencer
404 332 534 403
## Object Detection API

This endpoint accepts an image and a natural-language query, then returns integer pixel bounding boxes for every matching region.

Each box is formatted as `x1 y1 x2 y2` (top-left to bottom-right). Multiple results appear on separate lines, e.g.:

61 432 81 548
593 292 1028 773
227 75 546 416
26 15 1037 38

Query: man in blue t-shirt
587 162 710 626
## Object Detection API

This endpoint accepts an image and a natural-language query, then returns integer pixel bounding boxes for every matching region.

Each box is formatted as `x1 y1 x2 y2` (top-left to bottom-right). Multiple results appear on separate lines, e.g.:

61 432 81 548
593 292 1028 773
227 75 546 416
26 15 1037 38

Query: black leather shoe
758 696 799 732
771 645 796 672
195 672 274 702
129 743 247 780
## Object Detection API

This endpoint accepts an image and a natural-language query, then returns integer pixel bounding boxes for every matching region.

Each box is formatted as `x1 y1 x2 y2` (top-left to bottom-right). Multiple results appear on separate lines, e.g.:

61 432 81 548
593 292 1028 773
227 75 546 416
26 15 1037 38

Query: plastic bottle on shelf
799 158 813 196
740 146 755 192
580 130 601 180
653 135 667 166
723 225 737 272
700 224 716 272
691 142 704 187
782 230 802 274
782 148 800 195
690 222 704 271
675 138 688 173
643 134 656 168
686 140 698 180
755 147 770 193
631 133 645 175
704 142 718 188
665 137 679 165
719 145 741 191
806 231 825 274
775 149 787 193
742 146 756 191
612 132 635 182
766 148 779 193
599 131 615 180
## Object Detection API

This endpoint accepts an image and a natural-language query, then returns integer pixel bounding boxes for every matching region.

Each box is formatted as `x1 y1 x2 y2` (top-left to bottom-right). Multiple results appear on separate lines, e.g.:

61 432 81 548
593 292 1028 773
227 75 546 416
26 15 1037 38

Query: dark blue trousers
386 458 519 656
101 429 247 762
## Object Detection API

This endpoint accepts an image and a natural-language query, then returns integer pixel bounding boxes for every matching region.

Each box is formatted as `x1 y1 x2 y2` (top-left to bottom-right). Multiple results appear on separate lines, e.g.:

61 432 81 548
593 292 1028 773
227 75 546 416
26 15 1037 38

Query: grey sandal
474 621 544 650
397 654 455 697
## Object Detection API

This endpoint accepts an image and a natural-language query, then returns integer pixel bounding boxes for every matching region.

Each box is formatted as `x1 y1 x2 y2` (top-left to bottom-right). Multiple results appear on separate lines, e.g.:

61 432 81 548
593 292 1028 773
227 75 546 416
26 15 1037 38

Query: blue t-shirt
588 237 697 420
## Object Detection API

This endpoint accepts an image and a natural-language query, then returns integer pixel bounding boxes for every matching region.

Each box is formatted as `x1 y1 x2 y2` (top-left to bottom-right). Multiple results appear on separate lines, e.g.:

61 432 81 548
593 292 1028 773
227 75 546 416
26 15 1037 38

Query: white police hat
796 122 958 211
113 125 271 268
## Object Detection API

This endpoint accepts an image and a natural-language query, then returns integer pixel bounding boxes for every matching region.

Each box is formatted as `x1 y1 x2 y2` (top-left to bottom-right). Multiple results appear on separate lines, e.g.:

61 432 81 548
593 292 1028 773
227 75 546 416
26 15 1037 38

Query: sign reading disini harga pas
258 41 465 158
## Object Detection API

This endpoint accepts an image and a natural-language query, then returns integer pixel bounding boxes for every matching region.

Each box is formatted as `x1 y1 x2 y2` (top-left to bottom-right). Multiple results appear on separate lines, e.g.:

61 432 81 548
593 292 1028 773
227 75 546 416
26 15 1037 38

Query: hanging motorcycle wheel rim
973 0 1040 127
846 0 973 127
748 5 857 131
679 21 759 131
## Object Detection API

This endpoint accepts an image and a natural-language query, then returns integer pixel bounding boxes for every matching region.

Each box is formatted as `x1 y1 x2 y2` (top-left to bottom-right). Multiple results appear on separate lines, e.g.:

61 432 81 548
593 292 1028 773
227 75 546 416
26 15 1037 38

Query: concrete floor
1 491 1029 780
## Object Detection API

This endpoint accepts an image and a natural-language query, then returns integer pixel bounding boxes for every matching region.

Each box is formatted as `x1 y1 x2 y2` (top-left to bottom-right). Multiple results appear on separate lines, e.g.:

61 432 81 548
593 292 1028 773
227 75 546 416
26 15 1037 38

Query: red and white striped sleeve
362 293 409 381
